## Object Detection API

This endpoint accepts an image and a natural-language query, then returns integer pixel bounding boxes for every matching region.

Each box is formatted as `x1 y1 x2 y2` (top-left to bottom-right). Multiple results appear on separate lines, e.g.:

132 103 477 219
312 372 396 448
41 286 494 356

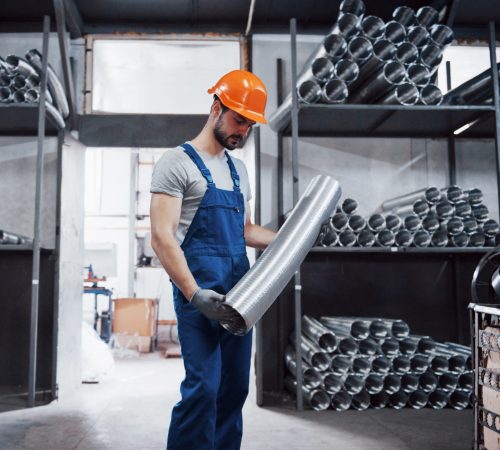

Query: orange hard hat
208 70 267 124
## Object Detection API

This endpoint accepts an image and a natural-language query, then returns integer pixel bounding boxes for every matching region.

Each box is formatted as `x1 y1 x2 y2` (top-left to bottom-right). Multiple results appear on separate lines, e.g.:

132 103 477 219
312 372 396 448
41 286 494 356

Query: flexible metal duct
384 374 402 394
302 315 338 352
342 198 359 214
419 371 438 393
321 78 349 103
380 338 399 357
351 389 370 410
346 36 373 66
429 24 454 47
392 355 411 375
428 390 448 409
0 86 12 103
25 89 39 103
438 373 459 392
348 214 366 232
422 215 440 232
330 354 352 376
382 186 441 211
357 229 376 247
450 232 469 247
399 337 418 356
334 59 360 85
389 390 408 409
26 49 69 118
467 188 483 205
401 373 419 393
407 26 430 48
472 204 488 222
320 317 370 340
339 229 357 247
284 375 330 411
392 6 415 27
344 374 364 395
409 390 429 409
13 90 26 103
0 230 31 245
379 82 419 106
408 336 436 355
360 15 385 41
284 346 322 390
404 214 421 232
339 0 365 17
331 390 352 411
370 391 389 409
448 389 470 410
430 355 449 375
394 229 412 248
382 318 409 338
290 332 331 371
323 34 349 62
415 6 439 28
482 219 499 237
365 374 384 394
221 176 341 335
444 185 465 203
13 74 27 90
367 213 386 232
332 212 349 231
0 73 11 87
458 372 473 391
411 354 430 373
297 79 323 104
384 21 406 45
318 221 338 246
352 356 371 375
376 229 395 247
396 42 419 66
317 371 343 395
436 200 454 219
431 230 449 247
358 337 378 355
406 63 431 87
371 356 391 375
455 201 472 218
348 60 406 104
419 44 443 72
45 101 66 129
420 84 443 105
5 55 38 78
447 217 464 235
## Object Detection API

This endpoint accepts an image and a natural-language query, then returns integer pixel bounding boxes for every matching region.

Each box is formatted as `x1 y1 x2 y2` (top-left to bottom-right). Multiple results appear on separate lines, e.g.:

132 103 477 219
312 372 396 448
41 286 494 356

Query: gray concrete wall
56 132 85 397
252 34 499 225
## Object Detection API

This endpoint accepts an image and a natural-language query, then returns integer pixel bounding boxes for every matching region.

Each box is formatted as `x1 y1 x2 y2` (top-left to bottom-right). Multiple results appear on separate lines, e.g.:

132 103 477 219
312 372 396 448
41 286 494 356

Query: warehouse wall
252 35 499 227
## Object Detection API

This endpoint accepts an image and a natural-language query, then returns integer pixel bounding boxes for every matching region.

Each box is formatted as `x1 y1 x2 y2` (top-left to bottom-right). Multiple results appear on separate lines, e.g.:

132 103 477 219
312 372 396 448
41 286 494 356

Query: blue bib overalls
167 143 253 450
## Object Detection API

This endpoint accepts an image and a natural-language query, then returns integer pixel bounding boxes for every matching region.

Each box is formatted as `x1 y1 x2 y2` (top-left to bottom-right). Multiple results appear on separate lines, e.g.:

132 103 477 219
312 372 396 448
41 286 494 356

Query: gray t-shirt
150 143 252 244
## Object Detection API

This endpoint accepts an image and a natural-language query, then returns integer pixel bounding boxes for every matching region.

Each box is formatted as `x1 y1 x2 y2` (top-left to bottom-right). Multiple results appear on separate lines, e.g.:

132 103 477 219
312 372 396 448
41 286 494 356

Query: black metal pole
446 61 457 185
489 21 500 220
28 15 50 408
53 0 76 129
290 17 303 412
277 58 284 227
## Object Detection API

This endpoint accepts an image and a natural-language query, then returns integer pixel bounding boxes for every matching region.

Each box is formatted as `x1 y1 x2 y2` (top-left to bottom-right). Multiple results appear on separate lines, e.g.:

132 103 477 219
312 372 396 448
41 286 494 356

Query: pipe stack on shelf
269 1 453 131
0 229 32 246
0 50 68 129
285 314 473 411
317 185 499 248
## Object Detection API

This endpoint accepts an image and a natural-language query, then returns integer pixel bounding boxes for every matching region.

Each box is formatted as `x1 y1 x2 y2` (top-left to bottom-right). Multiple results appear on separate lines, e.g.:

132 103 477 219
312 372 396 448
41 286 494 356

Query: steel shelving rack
254 11 500 410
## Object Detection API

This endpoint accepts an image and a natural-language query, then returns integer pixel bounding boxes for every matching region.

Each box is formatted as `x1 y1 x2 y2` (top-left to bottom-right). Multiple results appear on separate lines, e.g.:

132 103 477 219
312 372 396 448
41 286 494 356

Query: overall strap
224 151 241 192
181 143 215 188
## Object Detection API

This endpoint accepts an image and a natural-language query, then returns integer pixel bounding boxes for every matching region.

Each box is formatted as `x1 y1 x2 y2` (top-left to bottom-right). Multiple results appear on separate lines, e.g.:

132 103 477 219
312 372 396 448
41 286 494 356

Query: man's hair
213 95 229 113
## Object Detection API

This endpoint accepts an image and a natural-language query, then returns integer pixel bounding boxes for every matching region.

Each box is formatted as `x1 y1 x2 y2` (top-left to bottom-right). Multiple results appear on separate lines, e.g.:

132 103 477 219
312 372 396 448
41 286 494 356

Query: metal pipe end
395 82 420 106
323 34 348 61
338 12 362 39
361 15 385 41
322 78 349 104
297 80 322 104
406 63 431 88
396 42 419 66
420 84 443 105
335 59 360 85
407 26 430 48
384 21 407 45
347 36 373 64
430 24 454 47
219 305 249 335
311 57 336 83
383 60 406 85
395 229 412 247
415 6 439 28
392 6 415 27
419 44 443 70
339 0 366 17
373 39 396 62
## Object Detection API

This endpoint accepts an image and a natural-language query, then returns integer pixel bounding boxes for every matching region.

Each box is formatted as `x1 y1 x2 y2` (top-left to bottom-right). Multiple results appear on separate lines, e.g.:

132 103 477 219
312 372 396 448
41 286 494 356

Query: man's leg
214 327 253 450
167 299 221 450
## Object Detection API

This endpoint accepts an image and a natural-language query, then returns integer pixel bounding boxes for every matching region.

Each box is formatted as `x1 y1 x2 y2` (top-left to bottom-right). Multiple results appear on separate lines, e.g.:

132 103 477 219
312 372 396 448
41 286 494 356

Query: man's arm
244 202 277 250
150 193 198 300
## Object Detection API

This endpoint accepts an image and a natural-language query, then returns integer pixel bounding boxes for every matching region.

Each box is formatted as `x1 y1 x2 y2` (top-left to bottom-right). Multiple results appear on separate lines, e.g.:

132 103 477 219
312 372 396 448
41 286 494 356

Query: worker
150 69 276 450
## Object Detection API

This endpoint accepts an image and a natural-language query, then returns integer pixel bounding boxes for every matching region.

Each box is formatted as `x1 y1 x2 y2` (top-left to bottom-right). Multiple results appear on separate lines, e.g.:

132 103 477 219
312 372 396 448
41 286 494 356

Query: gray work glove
190 288 229 321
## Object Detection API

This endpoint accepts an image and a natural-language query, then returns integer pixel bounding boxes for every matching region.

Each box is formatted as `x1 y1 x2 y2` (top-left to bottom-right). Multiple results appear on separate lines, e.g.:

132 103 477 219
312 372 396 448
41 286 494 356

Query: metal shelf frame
255 15 500 411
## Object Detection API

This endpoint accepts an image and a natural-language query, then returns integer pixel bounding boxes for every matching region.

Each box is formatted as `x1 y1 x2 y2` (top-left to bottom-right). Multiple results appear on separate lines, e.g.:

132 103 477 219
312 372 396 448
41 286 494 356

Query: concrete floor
0 352 473 450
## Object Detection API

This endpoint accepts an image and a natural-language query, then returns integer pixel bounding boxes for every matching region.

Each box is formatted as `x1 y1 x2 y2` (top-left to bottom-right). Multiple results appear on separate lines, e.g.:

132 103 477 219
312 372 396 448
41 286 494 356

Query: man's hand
190 288 230 321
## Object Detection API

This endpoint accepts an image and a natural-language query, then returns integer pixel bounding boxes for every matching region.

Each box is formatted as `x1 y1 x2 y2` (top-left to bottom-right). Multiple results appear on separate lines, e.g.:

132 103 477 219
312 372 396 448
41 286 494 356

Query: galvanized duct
370 391 389 409
320 317 370 340
346 36 373 66
0 229 32 245
352 356 371 375
379 82 419 106
351 390 371 410
392 355 411 375
334 59 360 85
290 332 331 371
420 83 443 105
406 63 431 88
392 6 415 27
407 26 430 48
384 374 402 394
339 0 366 17
322 78 349 103
408 390 429 409
415 6 439 28
384 21 407 45
331 390 352 411
389 390 409 409
418 43 443 72
302 315 338 352
365 374 384 394
330 354 352 376
428 390 448 409
221 176 341 335
360 15 385 41
284 345 322 390
284 375 330 411
429 24 454 47
396 42 419 66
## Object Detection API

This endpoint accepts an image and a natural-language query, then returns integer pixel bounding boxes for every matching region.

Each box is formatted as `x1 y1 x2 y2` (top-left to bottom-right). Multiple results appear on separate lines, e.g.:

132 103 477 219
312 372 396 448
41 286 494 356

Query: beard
213 114 243 150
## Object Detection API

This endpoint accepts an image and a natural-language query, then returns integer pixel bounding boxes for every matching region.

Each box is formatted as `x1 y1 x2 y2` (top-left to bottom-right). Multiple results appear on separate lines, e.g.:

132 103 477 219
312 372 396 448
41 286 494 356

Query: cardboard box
113 298 156 336
113 334 151 353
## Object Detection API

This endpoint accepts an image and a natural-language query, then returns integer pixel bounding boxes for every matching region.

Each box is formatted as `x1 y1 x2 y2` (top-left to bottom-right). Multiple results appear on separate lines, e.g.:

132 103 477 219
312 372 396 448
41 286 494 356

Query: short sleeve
234 159 252 203
150 149 187 198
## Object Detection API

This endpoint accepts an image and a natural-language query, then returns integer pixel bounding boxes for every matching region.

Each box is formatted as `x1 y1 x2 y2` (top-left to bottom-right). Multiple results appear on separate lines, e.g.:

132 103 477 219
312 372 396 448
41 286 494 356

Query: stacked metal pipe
0 50 67 129
284 314 473 411
0 229 32 246
318 186 499 248
269 2 451 131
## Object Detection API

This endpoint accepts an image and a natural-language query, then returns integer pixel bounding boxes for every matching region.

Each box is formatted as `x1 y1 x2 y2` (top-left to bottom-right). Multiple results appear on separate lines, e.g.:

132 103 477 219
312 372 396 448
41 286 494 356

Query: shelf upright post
446 61 457 185
489 21 500 219
277 58 284 227
290 17 303 411
28 15 51 408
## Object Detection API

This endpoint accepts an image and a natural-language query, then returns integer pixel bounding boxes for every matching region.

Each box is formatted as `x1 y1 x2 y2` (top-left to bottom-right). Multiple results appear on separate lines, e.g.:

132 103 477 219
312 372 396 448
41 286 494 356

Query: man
150 70 276 450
